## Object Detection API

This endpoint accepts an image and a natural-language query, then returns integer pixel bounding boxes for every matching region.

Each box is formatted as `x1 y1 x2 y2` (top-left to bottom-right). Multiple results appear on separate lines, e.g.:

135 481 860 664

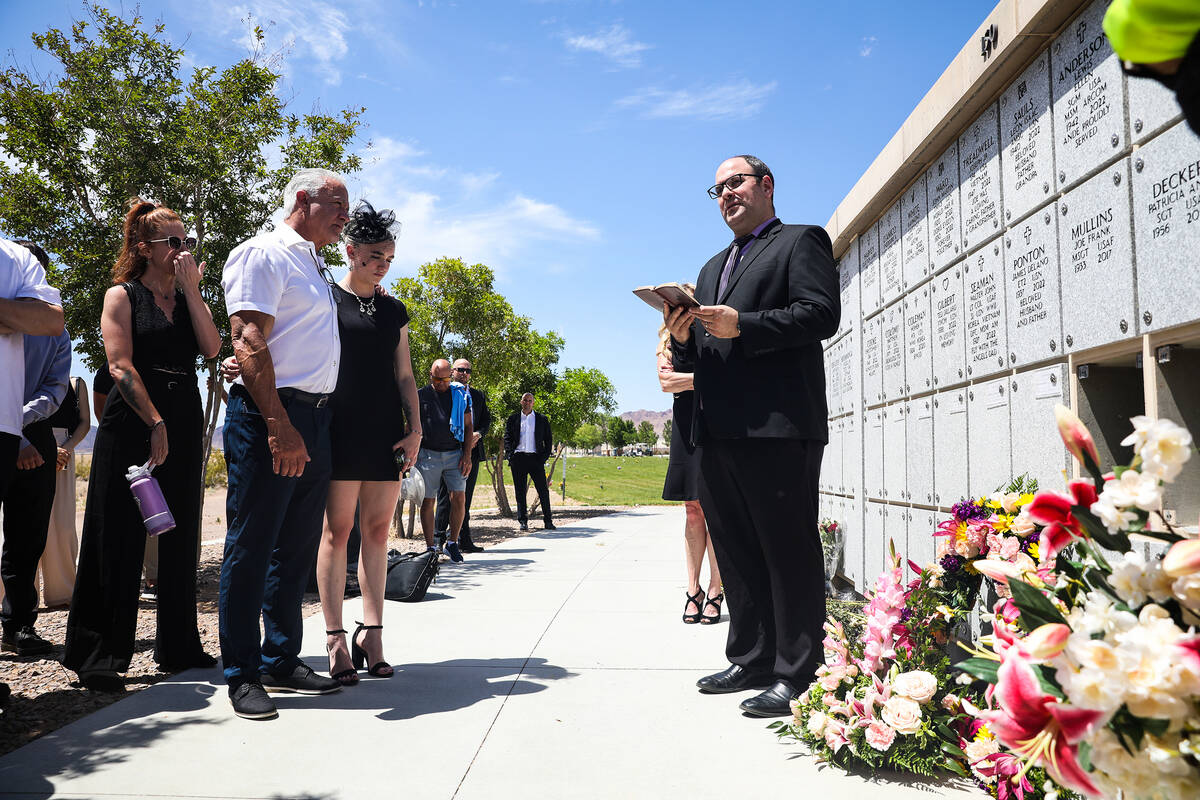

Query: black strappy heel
326 629 359 686
351 622 394 678
700 592 724 625
682 588 705 624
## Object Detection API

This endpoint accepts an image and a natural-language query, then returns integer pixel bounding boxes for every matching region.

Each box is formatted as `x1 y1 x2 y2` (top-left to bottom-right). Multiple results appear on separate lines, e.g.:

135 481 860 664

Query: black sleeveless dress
662 390 701 501
330 283 410 481
64 280 207 675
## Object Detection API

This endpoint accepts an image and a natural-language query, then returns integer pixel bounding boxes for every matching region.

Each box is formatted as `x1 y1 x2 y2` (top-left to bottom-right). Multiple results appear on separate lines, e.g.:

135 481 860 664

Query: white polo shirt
223 223 340 393
0 238 62 437
518 411 537 453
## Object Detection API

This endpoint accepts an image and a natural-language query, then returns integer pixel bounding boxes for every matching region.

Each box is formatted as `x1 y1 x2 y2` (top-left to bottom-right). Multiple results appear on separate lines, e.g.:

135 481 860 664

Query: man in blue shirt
1 242 70 658
415 359 473 562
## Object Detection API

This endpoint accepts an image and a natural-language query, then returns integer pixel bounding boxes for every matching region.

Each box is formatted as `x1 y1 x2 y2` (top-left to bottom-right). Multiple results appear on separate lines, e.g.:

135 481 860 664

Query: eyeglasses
453 367 472 374
148 236 198 250
432 375 452 384
706 173 760 200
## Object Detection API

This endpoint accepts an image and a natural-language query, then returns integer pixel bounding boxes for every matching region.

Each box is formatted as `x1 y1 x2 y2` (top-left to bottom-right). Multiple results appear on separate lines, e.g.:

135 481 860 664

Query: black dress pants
698 437 824 686
509 453 552 526
435 453 480 536
1 422 57 632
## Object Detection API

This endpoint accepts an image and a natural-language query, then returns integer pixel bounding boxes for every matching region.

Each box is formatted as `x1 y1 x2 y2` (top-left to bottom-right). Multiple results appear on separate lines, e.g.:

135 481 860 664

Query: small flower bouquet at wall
819 518 845 595
955 406 1200 800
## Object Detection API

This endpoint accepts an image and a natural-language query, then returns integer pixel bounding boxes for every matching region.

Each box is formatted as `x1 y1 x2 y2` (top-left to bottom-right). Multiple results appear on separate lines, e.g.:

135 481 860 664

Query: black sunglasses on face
148 236 198 251
453 367 472 374
706 173 760 200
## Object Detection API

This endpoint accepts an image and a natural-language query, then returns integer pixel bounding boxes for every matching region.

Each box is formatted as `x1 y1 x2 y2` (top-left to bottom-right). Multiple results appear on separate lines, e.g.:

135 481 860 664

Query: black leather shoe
79 671 126 693
2 625 53 656
518 522 529 532
739 679 799 717
261 663 341 695
696 664 774 694
459 541 484 553
543 522 557 530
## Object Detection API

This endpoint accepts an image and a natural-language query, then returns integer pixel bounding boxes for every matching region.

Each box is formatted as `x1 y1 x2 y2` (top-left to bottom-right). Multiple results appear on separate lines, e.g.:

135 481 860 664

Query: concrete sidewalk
0 507 979 799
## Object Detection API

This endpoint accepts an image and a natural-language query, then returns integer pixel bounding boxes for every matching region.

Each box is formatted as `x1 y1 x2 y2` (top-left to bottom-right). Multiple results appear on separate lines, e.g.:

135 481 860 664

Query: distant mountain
620 409 672 434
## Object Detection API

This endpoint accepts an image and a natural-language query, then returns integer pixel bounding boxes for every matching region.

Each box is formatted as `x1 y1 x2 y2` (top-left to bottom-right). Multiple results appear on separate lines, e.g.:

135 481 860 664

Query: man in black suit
435 358 491 553
503 393 556 532
665 155 839 717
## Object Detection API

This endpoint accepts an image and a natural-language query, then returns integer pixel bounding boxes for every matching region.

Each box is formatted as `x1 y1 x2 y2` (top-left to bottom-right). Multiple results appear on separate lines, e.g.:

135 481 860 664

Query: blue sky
2 0 996 419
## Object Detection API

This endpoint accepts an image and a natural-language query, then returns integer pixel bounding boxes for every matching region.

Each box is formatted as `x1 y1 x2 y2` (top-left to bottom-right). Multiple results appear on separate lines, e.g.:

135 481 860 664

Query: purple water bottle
125 461 176 536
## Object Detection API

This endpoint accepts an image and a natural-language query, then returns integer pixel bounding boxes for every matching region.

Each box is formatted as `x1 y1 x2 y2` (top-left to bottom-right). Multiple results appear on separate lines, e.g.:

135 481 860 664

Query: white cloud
860 36 878 57
616 80 777 121
347 136 600 276
564 24 651 69
225 0 352 85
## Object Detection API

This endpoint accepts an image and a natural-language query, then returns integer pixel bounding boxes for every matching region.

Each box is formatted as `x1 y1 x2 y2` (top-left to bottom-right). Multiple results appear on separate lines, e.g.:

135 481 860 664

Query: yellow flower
1018 492 1035 507
993 514 1013 533
934 604 955 622
1028 541 1040 560
975 724 994 741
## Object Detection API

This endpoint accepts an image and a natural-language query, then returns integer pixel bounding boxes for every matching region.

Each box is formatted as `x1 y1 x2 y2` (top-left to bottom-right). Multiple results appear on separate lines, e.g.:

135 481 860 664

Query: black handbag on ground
384 548 439 602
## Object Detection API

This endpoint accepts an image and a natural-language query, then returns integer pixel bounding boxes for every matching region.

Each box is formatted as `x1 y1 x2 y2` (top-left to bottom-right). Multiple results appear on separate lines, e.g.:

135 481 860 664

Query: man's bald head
430 358 453 392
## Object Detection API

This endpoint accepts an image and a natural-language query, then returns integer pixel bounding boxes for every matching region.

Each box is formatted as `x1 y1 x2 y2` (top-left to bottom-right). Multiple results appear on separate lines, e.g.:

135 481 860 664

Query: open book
632 282 700 311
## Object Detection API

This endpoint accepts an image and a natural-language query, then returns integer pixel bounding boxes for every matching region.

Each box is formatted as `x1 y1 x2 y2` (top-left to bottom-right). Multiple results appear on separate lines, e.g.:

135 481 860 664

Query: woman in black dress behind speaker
317 203 422 685
658 325 723 624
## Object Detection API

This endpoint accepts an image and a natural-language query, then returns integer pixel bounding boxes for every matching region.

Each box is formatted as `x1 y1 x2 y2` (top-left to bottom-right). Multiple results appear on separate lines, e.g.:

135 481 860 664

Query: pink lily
1163 538 1200 578
976 650 1104 796
1054 405 1100 470
974 751 1035 800
1029 480 1097 559
1018 623 1070 661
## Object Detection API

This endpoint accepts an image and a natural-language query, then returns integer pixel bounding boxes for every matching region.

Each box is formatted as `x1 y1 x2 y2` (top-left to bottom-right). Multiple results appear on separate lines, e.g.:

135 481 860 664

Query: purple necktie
716 234 755 299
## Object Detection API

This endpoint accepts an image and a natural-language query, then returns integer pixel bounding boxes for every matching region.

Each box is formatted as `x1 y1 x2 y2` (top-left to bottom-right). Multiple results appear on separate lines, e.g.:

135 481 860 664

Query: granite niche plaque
1132 122 1200 333
928 144 963 274
1059 159 1137 352
931 264 967 389
865 501 886 583
837 328 860 417
902 175 931 290
842 411 862 496
906 509 938 579
842 495 864 587
1010 366 1071 490
965 243 1008 380
883 403 907 502
860 223 882 317
825 337 843 418
1004 208 1063 366
863 315 884 406
838 237 861 342
906 397 935 505
825 418 844 493
968 377 1012 496
882 302 906 402
865 407 884 499
904 285 933 396
933 389 969 506
959 103 1003 251
1001 52 1056 224
1128 69 1183 145
1051 0 1125 191
879 202 904 306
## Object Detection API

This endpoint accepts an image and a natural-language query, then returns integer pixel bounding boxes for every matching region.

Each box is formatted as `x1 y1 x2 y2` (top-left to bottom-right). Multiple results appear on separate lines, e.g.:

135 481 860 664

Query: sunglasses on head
148 236 198 251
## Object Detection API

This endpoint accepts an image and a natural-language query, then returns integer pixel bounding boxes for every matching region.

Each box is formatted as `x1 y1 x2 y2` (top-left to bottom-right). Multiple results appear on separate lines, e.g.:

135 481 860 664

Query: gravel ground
0 490 623 757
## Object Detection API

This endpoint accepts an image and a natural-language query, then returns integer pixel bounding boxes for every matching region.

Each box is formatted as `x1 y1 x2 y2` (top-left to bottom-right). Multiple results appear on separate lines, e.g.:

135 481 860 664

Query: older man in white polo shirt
219 168 348 720
0 236 64 712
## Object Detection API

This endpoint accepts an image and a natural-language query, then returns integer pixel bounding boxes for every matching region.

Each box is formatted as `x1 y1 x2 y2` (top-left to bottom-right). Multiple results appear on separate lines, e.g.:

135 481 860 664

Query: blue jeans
218 386 332 686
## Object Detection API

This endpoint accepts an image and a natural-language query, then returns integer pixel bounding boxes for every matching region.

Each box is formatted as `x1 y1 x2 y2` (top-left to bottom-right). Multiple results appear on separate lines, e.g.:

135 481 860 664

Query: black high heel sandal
699 592 724 625
326 629 359 686
351 622 394 678
682 588 705 624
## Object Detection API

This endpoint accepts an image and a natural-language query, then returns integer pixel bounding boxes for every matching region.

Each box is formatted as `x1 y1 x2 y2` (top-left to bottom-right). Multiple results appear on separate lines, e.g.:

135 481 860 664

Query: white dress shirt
0 238 62 437
518 411 537 453
222 222 340 393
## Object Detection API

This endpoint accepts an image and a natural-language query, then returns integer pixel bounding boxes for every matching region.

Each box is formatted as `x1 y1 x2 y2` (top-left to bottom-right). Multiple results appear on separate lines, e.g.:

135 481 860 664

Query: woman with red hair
64 199 221 692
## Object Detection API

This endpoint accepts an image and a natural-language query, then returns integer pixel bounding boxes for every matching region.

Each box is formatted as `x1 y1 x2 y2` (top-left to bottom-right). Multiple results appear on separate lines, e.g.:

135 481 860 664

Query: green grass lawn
559 455 673 506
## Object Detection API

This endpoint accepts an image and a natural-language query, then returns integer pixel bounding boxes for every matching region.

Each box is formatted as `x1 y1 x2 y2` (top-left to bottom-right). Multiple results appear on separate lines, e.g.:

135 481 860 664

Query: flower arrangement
819 517 845 592
955 406 1199 800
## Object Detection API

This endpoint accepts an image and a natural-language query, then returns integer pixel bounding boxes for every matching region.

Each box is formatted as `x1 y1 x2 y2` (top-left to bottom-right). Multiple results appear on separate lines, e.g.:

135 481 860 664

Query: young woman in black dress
658 326 724 625
64 199 222 691
317 203 422 684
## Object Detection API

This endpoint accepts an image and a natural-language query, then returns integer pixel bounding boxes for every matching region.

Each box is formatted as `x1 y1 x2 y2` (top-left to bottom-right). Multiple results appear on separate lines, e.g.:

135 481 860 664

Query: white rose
891 670 938 704
964 736 1000 766
1173 573 1200 608
1099 469 1163 512
1010 510 1037 537
806 710 827 736
880 695 923 735
1123 416 1193 483
1091 495 1139 533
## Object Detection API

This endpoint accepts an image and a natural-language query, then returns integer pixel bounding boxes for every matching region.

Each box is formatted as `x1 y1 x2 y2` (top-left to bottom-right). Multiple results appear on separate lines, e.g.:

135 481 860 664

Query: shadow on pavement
273 656 574 722
0 681 219 799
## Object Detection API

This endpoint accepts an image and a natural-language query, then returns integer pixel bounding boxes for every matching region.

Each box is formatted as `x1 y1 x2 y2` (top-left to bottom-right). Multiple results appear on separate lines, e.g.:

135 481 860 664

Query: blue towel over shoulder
449 382 473 442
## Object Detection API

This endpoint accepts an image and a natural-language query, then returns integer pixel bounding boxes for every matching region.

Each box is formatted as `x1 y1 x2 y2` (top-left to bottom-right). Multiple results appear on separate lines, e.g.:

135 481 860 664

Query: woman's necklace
355 291 377 317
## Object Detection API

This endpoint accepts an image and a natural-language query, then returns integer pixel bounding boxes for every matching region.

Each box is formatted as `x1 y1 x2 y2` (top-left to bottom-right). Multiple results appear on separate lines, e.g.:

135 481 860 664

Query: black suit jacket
504 411 552 462
674 220 839 443
467 387 491 461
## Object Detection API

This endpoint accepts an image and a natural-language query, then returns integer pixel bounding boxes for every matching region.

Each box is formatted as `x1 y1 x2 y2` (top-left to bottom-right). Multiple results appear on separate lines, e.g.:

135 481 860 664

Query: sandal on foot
352 622 393 678
326 629 358 686
700 592 724 625
682 588 705 624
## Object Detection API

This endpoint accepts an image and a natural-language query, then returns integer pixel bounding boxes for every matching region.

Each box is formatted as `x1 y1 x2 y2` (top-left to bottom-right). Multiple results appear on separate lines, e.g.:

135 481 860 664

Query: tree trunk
198 360 222 545
492 449 513 518
406 499 417 538
393 497 406 538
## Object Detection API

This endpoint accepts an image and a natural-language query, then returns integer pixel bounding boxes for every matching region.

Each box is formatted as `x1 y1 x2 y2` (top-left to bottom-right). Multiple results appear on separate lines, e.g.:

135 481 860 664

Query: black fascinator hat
344 201 399 245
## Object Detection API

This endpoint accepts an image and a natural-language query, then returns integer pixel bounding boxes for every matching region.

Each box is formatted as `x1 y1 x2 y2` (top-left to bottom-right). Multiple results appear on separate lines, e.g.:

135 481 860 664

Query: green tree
0 5 363 472
636 420 657 446
662 419 673 446
572 423 603 451
395 258 614 514
608 416 636 454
